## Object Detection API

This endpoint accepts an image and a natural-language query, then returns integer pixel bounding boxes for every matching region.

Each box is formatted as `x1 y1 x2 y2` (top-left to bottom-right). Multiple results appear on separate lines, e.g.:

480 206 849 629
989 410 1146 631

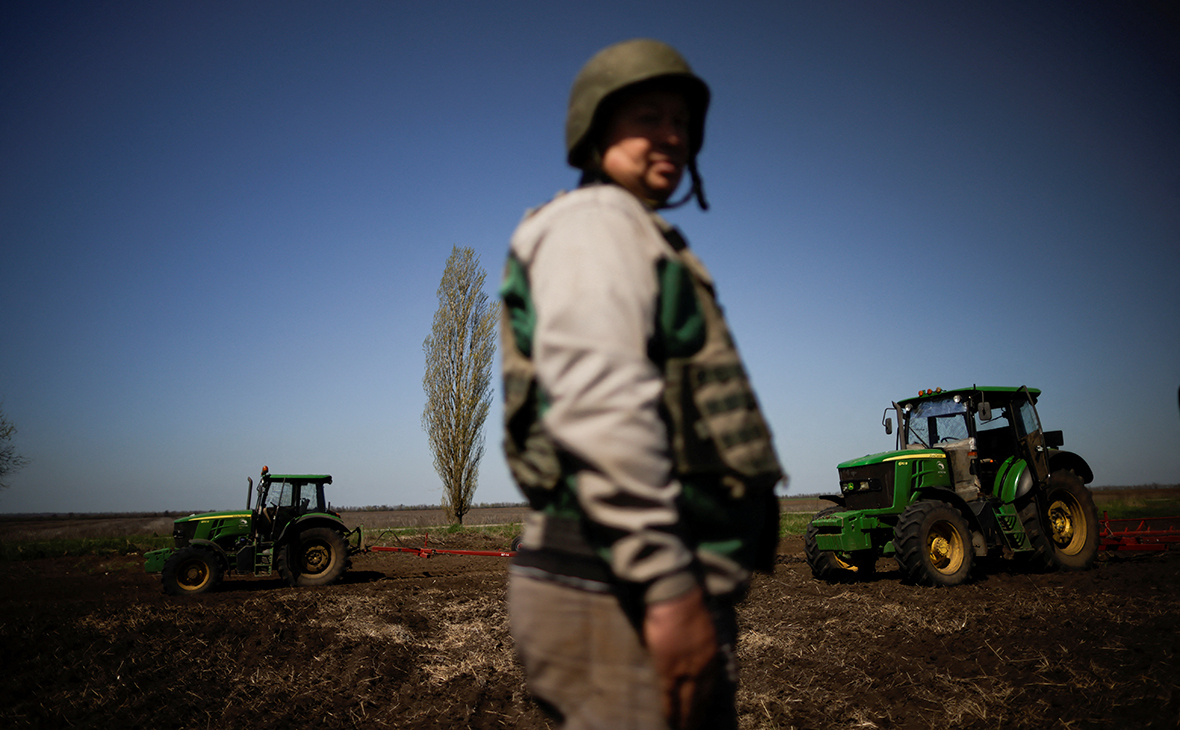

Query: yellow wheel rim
927 521 965 575
301 542 331 575
1047 495 1087 555
178 558 210 591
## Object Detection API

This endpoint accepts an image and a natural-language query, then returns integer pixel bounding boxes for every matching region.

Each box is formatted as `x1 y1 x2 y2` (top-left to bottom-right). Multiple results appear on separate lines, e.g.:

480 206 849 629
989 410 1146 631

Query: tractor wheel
278 527 350 588
1019 471 1099 572
804 506 876 582
162 547 223 596
894 501 974 587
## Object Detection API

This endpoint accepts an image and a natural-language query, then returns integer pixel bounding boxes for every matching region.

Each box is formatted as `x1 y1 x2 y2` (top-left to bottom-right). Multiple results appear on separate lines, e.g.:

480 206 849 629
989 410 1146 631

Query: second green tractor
805 386 1099 587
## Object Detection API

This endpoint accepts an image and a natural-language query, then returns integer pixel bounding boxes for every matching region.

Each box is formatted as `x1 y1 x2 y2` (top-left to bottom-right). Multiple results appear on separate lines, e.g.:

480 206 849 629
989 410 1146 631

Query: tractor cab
882 389 1057 502
887 386 1059 503
252 469 336 540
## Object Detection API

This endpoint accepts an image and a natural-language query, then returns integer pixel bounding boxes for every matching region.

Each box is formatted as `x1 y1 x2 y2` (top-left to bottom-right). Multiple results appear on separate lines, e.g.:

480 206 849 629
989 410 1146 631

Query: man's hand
643 585 718 730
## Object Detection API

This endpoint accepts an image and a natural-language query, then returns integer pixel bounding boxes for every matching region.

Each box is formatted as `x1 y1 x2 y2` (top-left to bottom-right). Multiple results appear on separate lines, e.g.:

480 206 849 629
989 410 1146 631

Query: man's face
599 88 690 205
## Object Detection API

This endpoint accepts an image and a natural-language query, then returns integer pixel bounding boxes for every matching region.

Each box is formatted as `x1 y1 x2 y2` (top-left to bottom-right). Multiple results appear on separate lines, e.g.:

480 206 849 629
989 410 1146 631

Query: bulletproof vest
499 216 782 504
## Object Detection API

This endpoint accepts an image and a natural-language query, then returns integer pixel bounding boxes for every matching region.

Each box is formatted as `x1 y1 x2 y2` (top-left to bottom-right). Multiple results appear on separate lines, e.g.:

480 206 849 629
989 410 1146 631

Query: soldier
501 39 785 730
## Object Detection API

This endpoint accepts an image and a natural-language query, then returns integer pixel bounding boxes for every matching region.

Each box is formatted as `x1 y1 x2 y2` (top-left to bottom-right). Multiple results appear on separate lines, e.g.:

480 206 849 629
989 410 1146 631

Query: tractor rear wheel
804 506 876 582
1019 470 1099 572
894 501 974 587
278 527 349 587
162 547 223 596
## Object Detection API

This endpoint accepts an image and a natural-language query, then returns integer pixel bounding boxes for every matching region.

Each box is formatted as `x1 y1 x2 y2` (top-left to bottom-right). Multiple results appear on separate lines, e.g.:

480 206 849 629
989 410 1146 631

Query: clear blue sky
2 1 1177 514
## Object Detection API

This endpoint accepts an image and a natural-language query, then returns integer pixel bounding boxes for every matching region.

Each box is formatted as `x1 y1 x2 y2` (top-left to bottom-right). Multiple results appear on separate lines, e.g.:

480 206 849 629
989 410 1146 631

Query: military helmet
565 39 711 171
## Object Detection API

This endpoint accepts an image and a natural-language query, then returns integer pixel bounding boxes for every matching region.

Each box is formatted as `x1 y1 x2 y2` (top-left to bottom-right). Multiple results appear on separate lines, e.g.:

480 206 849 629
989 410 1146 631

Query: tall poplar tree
421 246 497 524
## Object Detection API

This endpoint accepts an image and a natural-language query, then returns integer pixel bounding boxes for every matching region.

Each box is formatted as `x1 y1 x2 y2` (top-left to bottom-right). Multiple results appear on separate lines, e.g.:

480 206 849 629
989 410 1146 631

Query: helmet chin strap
660 159 708 211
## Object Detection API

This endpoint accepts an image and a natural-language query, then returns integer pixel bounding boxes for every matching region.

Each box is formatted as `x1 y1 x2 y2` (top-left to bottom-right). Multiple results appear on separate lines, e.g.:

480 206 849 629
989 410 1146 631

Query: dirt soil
1 531 1177 730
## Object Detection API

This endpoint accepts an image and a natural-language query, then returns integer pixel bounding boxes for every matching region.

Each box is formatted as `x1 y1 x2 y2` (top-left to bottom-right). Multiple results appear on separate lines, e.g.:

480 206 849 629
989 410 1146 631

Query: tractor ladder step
994 505 1032 551
254 547 274 574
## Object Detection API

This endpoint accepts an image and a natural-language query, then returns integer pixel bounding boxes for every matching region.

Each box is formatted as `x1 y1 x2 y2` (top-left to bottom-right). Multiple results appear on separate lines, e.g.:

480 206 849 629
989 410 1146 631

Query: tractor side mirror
884 417 893 435
977 401 992 422
1044 430 1064 448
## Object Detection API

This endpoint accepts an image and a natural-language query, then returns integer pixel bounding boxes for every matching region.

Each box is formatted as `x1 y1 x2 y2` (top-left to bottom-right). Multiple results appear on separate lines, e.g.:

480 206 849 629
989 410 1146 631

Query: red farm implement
363 531 516 559
1098 512 1180 552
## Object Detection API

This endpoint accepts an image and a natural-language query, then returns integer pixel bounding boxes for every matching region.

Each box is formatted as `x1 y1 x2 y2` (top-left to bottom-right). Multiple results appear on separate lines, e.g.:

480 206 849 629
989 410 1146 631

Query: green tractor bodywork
805 386 1099 587
144 469 363 596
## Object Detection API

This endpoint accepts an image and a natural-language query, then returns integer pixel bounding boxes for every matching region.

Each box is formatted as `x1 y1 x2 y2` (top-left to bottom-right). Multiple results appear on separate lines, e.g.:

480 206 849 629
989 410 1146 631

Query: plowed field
1 523 1178 729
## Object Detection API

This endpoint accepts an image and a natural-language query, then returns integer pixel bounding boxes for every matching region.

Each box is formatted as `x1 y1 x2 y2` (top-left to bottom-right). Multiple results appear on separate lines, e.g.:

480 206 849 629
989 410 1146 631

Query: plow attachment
1099 512 1180 552
364 531 515 559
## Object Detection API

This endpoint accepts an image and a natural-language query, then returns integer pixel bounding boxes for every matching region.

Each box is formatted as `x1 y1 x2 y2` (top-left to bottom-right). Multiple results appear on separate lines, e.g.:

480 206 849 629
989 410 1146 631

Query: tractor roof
265 474 332 483
897 386 1041 408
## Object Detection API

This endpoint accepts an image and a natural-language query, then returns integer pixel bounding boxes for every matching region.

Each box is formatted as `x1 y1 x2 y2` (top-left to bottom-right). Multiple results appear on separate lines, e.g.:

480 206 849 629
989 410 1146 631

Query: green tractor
144 467 361 595
805 386 1099 587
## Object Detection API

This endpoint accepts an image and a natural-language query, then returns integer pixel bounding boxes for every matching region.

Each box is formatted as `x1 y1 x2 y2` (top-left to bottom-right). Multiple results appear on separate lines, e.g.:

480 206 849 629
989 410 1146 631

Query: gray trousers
508 569 738 730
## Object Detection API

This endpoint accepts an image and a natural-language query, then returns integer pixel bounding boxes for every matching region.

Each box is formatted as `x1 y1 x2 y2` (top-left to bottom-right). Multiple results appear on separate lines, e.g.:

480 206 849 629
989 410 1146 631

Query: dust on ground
1 530 1177 729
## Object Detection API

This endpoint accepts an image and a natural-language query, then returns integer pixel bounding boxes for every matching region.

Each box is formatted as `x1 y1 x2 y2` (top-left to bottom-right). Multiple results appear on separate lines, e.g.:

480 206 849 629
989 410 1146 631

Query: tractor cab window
974 403 1015 460
975 404 1009 432
1015 399 1041 438
905 397 970 448
297 485 322 512
265 481 295 509
304 485 325 512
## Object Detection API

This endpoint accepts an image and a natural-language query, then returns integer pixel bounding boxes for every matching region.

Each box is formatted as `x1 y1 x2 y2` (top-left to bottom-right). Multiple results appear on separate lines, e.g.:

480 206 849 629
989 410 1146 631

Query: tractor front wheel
278 527 350 588
804 506 877 582
161 547 223 596
894 501 974 587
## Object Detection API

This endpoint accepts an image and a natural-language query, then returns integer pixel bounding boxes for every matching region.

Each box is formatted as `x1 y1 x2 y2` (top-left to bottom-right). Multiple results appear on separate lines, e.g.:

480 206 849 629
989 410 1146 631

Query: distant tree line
0 405 30 491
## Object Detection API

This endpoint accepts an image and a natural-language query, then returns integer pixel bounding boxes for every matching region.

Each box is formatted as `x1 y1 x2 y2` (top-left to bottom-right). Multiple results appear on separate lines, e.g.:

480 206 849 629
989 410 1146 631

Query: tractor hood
174 510 251 525
838 448 944 470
